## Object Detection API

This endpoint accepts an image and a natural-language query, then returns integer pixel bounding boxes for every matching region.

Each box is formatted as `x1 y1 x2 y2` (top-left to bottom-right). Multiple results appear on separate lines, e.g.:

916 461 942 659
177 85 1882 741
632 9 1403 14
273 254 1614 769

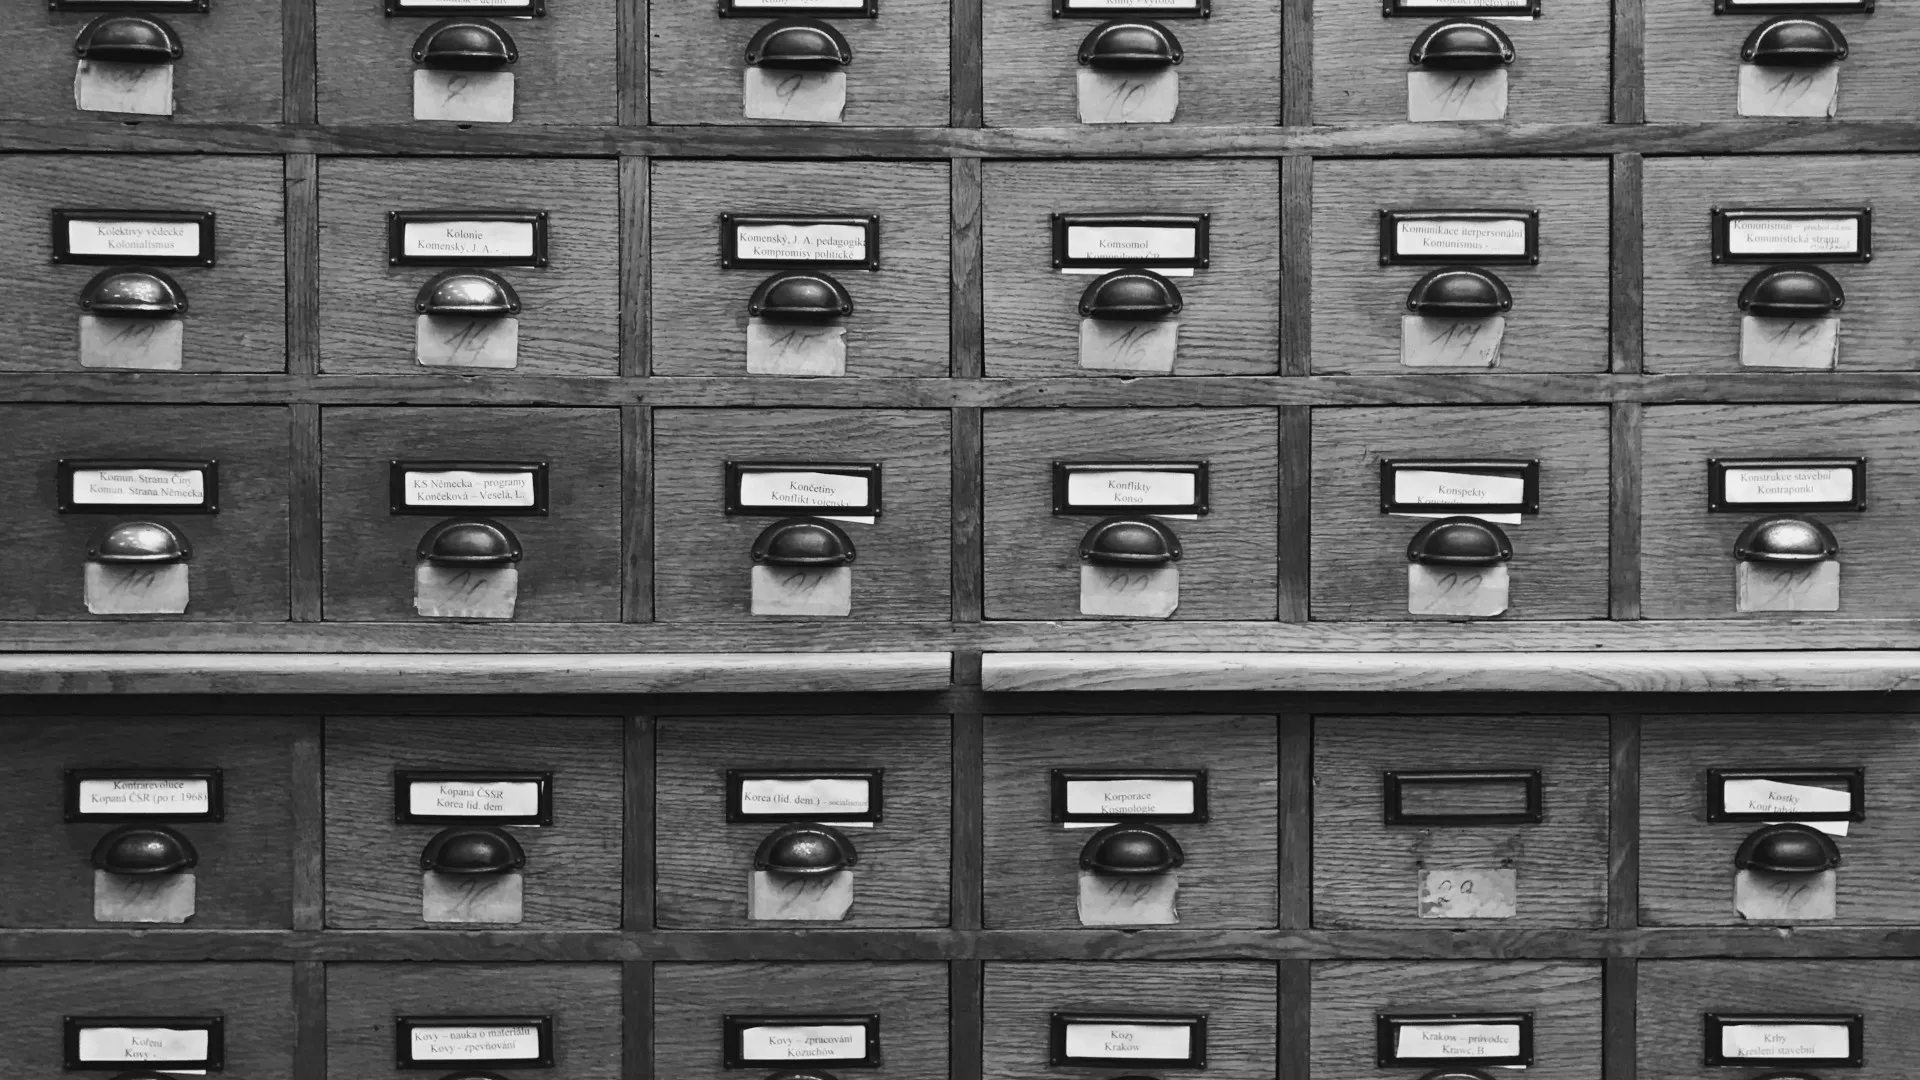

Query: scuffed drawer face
316 0 617 124
0 964 295 1078
2 5 280 123
982 0 1281 127
1639 961 1920 1080
0 156 286 374
652 409 951 622
982 161 1281 377
1309 407 1611 621
317 159 621 376
1644 157 1920 374
327 964 622 1080
1311 961 1602 1080
1641 715 1920 926
1640 405 1920 619
982 715 1279 929
655 715 952 928
654 963 948 1080
0 405 290 621
649 161 951 377
324 716 624 930
1647 4 1920 121
983 408 1281 621
1313 715 1608 929
1311 159 1610 374
649 0 949 125
982 962 1277 1080
0 717 306 929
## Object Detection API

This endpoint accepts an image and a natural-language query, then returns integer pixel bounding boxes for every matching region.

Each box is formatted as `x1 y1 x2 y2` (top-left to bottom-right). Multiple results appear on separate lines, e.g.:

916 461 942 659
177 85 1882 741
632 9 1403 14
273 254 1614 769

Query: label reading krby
77 778 211 816
66 220 201 259
1720 1023 1852 1061
738 777 871 816
1396 218 1529 258
738 1025 868 1061
404 470 537 508
409 779 542 818
70 467 205 506
409 1025 543 1062
1064 777 1195 818
403 220 535 261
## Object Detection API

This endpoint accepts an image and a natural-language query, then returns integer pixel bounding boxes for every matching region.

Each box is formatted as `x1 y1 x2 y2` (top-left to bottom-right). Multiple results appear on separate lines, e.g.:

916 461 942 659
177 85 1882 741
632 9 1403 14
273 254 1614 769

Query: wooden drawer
655 715 952 928
982 962 1277 1080
0 964 294 1077
982 715 1278 929
1310 158 1611 374
317 0 617 124
1313 715 1608 929
1640 405 1920 619
649 161 951 377
1641 715 1920 926
327 964 621 1080
654 963 948 1080
1309 406 1611 621
320 406 623 622
323 716 624 929
1639 961 1920 1080
317 158 621 376
1312 961 1601 1080
0 405 289 621
982 161 1281 377
652 409 951 622
0 156 286 373
1647 6 1920 121
983 408 1280 620
1 6 279 122
1644 156 1920 373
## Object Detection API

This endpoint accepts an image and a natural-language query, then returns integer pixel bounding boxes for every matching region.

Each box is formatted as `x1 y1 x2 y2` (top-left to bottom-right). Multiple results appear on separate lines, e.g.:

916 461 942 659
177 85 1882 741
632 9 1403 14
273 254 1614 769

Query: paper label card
747 321 847 376
1716 0 1869 10
1740 314 1838 370
1077 871 1180 925
722 216 878 269
1706 1016 1860 1065
60 460 217 514
84 562 190 615
75 60 173 117
54 211 214 266
389 211 548 267
721 0 875 16
417 314 520 369
1381 1017 1532 1065
1709 769 1863 823
1409 563 1509 618
1407 70 1508 122
94 870 196 924
723 1017 880 1067
54 0 208 11
1078 317 1179 372
727 462 882 517
386 0 543 16
1418 868 1518 919
749 869 856 921
1387 0 1538 11
1402 314 1505 368
1380 210 1539 265
64 1018 223 1070
1052 770 1208 823
1708 458 1864 512
1054 462 1208 516
391 462 548 515
743 69 847 124
396 771 552 826
1736 560 1840 613
1081 564 1179 618
1735 868 1837 921
413 69 516 123
1053 213 1210 272
67 769 222 822
79 315 186 372
1381 460 1539 515
1077 69 1179 124
397 1018 553 1067
414 565 518 620
421 871 524 924
1055 0 1207 17
1714 208 1869 263
1737 63 1840 120
751 565 854 616
1050 1015 1206 1067
729 770 881 823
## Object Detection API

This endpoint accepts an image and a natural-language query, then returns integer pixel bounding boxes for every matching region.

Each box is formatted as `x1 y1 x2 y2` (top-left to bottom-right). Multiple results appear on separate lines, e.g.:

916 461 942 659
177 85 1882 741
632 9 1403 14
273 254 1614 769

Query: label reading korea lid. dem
738 776 872 817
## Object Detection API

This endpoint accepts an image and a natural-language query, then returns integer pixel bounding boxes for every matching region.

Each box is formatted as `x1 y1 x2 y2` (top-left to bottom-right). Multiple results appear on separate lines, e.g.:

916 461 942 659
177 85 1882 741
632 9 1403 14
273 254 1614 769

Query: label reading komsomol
77 778 211 816
1064 777 1195 818
1393 469 1526 507
1721 465 1855 505
1065 470 1197 509
66 220 202 260
75 1027 211 1064
1720 1023 1852 1061
737 1025 868 1062
404 470 537 508
1067 225 1196 263
1396 218 1530 259
70 467 205 506
738 777 871 816
1394 1022 1524 1059
734 222 869 263
409 1025 543 1062
1062 1022 1192 1061
738 471 870 510
409 779 542 819
1728 217 1860 258
403 220 536 261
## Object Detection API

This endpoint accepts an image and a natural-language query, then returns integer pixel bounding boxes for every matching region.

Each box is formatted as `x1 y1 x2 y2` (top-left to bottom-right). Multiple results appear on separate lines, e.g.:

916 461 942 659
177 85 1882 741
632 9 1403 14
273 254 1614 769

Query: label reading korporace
66 219 202 260
409 1024 543 1062
1063 1022 1192 1061
77 778 212 816
1728 217 1860 258
70 466 206 506
404 470 537 508
1064 777 1195 818
738 777 871 817
1394 1022 1524 1059
408 779 542 819
1720 1023 1852 1061
75 1027 211 1064
403 220 535 261
738 1024 868 1062
1721 464 1856 506
1396 218 1530 259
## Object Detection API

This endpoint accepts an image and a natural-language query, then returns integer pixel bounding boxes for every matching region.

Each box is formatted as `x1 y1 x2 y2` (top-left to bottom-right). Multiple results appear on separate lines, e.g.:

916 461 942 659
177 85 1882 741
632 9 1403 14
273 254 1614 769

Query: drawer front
1645 156 1920 373
324 716 624 930
982 715 1278 929
1641 714 1920 926
1314 10 1609 125
1309 406 1611 621
328 964 621 1080
1311 961 1601 1080
653 409 951 622
0 964 294 1077
317 0 617 124
1640 404 1919 619
983 408 1281 620
317 159 621 376
1639 961 1920 1080
655 715 952 928
1313 715 1608 929
982 161 1281 377
1310 158 1611 375
320 406 623 622
649 3 949 125
1648 6 1920 121
983 2 1282 126
0 405 290 620
654 963 948 1080
649 161 951 377
0 717 305 929
0 156 286 373
2 8 279 123
982 962 1277 1080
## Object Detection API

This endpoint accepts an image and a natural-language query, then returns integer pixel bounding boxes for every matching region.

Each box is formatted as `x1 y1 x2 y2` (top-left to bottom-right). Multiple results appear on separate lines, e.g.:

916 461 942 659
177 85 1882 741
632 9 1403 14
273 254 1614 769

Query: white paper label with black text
409 779 542 818
738 471 870 510
78 778 211 816
409 1025 543 1062
1067 226 1195 263
1722 778 1852 819
1728 218 1860 258
66 220 201 260
1396 218 1529 259
737 1024 868 1062
1066 470 1196 509
1720 1023 1852 1061
1063 1022 1192 1061
1065 777 1195 819
1395 1022 1524 1059
404 470 537 508
403 220 535 261
70 467 205 506
1393 469 1525 507
738 777 872 817
735 223 869 263
1721 466 1854 505
75 1027 210 1064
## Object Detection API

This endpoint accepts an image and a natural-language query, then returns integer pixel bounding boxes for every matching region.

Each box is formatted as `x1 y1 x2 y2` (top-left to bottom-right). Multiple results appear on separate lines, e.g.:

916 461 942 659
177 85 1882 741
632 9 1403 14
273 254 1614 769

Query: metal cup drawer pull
1712 208 1867 368
1079 516 1184 619
743 18 853 122
78 268 190 370
420 824 527 874
415 517 525 620
1406 267 1512 320
1415 1071 1499 1080
1709 458 1862 612
416 269 522 319
729 767 880 921
59 458 217 615
1053 769 1206 927
1405 517 1513 618
1405 18 1513 121
754 822 860 875
1079 268 1184 322
750 270 856 323
72 15 182 117
398 770 551 924
729 462 878 616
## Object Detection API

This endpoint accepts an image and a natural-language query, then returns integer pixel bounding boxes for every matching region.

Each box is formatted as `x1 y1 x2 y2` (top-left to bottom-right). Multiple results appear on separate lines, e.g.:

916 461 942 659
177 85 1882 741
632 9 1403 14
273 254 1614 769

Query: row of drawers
7 403 1906 621
6 713 1903 929
9 155 1914 375
11 960 1912 1080
18 0 1917 125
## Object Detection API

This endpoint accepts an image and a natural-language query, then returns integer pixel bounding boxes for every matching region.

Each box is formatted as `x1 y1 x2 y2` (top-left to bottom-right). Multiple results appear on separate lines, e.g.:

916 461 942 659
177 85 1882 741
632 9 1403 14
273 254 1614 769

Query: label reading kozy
737 1024 868 1061
1062 1022 1192 1060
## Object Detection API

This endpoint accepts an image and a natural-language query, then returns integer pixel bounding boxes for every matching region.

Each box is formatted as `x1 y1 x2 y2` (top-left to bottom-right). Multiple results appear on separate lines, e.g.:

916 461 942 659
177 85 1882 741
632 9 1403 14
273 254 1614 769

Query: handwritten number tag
1407 70 1507 122
1402 315 1504 369
1079 319 1179 373
417 315 520 369
1736 560 1839 613
84 563 190 615
75 60 174 116
747 320 847 376
749 869 855 921
80 315 186 371
1076 69 1179 125
1408 563 1509 617
1080 565 1179 618
1734 868 1837 921
415 565 519 620
1739 316 1837 370
95 870 196 924
422 870 525 924
743 68 846 123
750 565 853 617
1077 870 1179 926
1418 868 1517 919
1738 63 1839 118
413 69 515 123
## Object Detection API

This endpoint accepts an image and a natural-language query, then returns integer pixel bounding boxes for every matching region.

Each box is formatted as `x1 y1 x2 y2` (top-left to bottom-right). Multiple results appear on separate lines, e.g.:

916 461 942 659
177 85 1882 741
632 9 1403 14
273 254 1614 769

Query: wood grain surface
655 715 952 927
316 159 620 376
0 963 294 1078
0 156 286 373
1640 405 1920 619
1639 714 1920 926
319 406 622 621
1314 10 1609 124
1311 158 1611 374
981 714 1278 929
1313 715 1609 929
982 408 1280 620
981 161 1281 376
1646 6 1920 121
649 162 952 377
1644 156 1920 373
323 715 624 929
652 409 952 621
1637 960 1920 1080
2 9 281 123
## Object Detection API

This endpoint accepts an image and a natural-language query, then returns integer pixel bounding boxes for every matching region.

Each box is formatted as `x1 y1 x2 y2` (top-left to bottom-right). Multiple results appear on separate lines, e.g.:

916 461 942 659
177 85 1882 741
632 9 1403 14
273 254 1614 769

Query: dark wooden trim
622 961 653 1080
950 962 984 1080
1608 712 1640 930
951 407 984 623
622 405 653 622
950 710 983 930
621 156 649 378
618 0 646 126
951 157 984 380
1278 959 1309 1080
1276 405 1311 621
1279 0 1311 125
1276 713 1312 930
1610 401 1642 620
281 0 316 124
1279 156 1311 377
289 403 323 622
290 721 325 931
1611 154 1644 375
624 715 655 928
1602 959 1636 1080
292 961 326 1080
1612 0 1646 125
285 154 319 377
949 0 983 127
